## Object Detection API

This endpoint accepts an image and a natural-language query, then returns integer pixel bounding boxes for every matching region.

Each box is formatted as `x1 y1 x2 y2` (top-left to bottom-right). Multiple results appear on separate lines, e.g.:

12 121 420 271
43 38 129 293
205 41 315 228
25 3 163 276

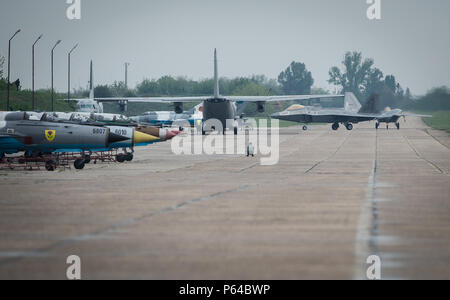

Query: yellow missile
133 130 159 144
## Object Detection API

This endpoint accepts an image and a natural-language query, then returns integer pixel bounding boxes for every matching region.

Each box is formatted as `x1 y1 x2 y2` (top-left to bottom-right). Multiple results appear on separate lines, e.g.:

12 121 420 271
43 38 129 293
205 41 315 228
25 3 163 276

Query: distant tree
137 79 159 96
405 88 412 100
94 85 113 98
328 51 374 99
232 82 271 96
364 67 384 97
384 75 397 93
0 55 5 79
408 86 450 111
278 61 314 95
311 87 329 95
193 78 214 95
109 81 129 97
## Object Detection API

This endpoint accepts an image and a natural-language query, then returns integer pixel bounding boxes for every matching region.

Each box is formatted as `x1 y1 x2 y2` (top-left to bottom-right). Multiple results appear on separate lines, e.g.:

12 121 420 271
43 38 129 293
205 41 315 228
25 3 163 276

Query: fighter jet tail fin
359 93 381 114
344 92 362 113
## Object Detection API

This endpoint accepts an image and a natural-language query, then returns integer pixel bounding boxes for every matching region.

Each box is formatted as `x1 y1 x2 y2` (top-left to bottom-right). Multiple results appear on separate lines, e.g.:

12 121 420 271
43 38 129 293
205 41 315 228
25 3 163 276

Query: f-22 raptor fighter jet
271 93 432 131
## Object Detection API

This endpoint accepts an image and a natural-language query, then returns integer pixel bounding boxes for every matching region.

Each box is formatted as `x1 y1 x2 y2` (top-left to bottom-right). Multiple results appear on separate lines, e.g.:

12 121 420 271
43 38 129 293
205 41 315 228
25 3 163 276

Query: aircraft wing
93 97 210 103
225 95 343 102
403 113 433 118
83 94 342 103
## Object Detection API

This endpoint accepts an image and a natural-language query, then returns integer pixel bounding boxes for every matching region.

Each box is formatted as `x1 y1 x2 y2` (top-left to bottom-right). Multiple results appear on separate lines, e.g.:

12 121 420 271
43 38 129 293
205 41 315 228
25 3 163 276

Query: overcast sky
1 0 449 95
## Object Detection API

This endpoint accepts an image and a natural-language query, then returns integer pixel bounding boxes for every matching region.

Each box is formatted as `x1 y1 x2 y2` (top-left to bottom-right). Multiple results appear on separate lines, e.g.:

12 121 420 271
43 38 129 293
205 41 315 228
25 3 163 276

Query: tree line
1 51 450 114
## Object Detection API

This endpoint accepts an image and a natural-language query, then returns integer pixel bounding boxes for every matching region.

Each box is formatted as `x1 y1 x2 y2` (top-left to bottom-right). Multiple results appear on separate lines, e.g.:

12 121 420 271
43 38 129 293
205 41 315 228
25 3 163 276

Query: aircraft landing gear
345 123 353 131
332 123 339 131
375 122 380 130
302 125 308 131
396 122 400 130
116 154 126 163
125 153 133 161
45 160 56 172
74 158 86 170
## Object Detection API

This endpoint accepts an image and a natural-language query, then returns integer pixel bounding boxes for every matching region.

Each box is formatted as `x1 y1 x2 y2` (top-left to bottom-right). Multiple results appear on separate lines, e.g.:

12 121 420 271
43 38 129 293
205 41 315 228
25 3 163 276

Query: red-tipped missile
165 130 178 140
135 126 179 141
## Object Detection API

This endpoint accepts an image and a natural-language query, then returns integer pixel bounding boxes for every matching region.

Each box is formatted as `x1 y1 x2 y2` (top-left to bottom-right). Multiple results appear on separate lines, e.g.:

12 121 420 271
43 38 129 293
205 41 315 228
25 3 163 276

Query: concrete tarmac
0 117 449 279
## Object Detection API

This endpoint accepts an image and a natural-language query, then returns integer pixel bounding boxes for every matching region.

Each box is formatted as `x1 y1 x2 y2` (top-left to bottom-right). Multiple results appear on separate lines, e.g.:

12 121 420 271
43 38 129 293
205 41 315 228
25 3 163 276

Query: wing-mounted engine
174 102 184 114
118 100 128 112
257 101 266 113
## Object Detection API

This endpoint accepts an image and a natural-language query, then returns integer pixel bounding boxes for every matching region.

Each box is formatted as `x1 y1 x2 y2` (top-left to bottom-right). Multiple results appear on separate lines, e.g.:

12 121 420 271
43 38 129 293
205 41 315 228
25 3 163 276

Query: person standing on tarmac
247 142 255 157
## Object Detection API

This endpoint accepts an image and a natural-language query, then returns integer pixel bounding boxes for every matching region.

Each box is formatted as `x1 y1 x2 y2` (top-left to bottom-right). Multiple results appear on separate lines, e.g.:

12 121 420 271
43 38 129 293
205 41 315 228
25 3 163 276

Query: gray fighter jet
71 50 343 134
0 111 141 168
271 93 432 131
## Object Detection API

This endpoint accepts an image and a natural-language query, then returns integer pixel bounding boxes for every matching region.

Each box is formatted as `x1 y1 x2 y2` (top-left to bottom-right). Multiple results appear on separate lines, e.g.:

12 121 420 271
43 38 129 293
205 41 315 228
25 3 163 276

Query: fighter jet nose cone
109 132 129 144
134 131 159 144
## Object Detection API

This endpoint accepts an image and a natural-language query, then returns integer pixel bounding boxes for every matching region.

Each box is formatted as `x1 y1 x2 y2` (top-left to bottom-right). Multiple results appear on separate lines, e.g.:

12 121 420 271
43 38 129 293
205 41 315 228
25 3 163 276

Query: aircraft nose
134 131 159 144
271 112 281 118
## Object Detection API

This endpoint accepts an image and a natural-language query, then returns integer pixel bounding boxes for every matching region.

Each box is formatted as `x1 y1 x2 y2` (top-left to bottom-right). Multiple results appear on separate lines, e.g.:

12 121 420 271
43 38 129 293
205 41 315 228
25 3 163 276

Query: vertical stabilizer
214 49 220 98
89 60 94 99
344 92 362 113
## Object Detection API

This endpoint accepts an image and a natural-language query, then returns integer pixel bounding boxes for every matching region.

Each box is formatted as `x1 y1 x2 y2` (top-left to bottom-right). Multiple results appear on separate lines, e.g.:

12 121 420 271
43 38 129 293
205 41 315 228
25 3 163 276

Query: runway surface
0 117 449 279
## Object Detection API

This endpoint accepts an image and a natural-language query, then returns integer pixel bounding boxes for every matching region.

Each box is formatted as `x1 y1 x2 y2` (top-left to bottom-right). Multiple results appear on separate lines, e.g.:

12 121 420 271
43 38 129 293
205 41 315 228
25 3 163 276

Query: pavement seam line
305 131 352 174
0 184 253 267
402 134 445 174
353 130 379 280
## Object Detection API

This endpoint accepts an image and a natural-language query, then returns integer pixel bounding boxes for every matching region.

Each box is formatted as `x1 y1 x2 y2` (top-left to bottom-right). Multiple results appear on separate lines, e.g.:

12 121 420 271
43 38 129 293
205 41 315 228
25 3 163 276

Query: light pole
67 44 78 103
124 62 130 88
6 29 21 111
51 40 62 112
32 34 43 111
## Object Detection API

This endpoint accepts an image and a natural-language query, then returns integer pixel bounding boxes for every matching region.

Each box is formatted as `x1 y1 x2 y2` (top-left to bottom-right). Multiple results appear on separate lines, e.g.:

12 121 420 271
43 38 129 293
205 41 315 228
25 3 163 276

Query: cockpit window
5 112 27 121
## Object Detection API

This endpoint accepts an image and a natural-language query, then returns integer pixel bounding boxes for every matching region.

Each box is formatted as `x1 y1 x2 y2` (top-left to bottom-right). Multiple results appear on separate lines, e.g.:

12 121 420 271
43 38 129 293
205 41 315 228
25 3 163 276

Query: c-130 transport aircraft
71 49 343 134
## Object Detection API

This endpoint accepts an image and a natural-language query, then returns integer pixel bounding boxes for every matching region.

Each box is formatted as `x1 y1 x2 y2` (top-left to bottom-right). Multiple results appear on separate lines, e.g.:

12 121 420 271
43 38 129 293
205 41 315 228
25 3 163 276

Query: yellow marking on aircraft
45 130 56 142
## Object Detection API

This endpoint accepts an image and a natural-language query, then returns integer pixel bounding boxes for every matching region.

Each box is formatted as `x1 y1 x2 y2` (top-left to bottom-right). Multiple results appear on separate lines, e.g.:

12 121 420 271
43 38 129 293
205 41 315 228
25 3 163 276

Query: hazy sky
1 0 449 95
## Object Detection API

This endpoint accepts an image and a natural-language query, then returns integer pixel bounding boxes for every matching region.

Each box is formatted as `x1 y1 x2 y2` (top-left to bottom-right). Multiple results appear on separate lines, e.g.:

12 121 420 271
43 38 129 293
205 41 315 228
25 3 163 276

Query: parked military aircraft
71 50 343 134
42 111 179 141
373 107 432 130
0 111 156 169
130 103 203 128
271 93 432 131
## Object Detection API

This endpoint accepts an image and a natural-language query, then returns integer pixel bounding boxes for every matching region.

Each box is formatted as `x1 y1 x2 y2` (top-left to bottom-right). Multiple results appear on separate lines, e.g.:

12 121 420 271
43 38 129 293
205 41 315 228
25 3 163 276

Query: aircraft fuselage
203 98 237 130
